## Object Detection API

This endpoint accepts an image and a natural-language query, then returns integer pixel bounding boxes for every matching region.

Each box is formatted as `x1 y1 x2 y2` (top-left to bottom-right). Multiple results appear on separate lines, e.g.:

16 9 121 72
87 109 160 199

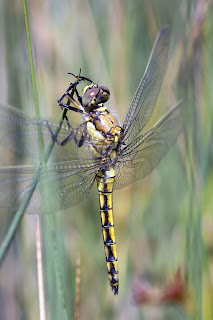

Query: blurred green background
0 0 212 319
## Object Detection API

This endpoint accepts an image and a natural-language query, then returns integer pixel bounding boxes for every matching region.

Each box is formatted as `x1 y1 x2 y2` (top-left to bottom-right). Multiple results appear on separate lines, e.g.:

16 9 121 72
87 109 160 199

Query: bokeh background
0 0 212 319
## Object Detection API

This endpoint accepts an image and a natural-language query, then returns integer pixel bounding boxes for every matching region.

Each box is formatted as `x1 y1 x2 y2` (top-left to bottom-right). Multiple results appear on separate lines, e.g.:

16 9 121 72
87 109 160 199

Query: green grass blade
22 0 45 160
1 1 70 319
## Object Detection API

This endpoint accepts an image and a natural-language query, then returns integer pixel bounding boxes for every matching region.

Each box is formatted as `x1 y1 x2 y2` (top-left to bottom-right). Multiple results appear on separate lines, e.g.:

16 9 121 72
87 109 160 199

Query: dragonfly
0 26 182 295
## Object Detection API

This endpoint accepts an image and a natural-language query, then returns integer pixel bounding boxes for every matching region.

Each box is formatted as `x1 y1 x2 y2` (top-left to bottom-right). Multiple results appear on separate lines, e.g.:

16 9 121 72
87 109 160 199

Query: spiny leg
45 120 87 147
58 70 83 109
57 71 83 129
58 85 82 110
67 71 94 84
58 71 95 109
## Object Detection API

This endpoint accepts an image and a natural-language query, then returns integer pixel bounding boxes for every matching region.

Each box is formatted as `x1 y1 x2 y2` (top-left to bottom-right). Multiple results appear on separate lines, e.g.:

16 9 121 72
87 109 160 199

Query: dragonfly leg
58 72 96 110
58 101 83 114
66 89 82 105
59 129 86 147
58 84 83 116
67 72 94 84
58 72 92 108
57 82 77 105
45 121 86 147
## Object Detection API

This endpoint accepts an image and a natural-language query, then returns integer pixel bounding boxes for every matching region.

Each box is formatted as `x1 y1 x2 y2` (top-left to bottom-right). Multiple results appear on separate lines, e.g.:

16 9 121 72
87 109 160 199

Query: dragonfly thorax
85 107 123 158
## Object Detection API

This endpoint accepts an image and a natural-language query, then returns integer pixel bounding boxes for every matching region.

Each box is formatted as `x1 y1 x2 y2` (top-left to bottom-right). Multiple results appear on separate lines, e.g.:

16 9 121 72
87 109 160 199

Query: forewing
0 103 76 161
123 26 171 144
0 103 106 162
114 101 182 189
0 159 99 214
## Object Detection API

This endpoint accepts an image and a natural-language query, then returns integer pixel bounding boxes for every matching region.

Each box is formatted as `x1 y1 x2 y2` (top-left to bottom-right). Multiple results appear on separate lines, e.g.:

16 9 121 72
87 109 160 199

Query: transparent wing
114 101 182 189
0 103 108 214
0 159 100 214
0 103 108 162
0 103 80 162
123 26 171 144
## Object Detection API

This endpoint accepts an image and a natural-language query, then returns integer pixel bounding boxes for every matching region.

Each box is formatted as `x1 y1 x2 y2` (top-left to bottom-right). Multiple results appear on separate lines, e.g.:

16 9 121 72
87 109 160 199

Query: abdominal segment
96 168 119 295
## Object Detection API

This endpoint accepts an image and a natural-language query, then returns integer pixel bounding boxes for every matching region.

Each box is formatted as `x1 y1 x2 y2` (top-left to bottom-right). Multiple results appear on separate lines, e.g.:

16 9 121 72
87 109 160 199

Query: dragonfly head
82 84 110 111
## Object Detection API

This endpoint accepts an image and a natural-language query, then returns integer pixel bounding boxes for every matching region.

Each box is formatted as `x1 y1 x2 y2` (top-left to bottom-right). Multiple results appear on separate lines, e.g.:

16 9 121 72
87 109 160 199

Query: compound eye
99 86 110 103
82 87 99 107
86 87 99 99
99 86 110 95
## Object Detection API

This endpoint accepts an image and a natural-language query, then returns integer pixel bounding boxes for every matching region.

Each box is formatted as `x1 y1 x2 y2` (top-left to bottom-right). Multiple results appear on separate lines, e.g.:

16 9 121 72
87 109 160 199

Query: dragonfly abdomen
96 168 119 295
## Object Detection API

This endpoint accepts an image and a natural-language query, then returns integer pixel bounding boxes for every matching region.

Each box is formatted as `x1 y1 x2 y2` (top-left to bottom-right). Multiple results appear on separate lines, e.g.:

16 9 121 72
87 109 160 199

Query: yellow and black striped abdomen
96 168 119 295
